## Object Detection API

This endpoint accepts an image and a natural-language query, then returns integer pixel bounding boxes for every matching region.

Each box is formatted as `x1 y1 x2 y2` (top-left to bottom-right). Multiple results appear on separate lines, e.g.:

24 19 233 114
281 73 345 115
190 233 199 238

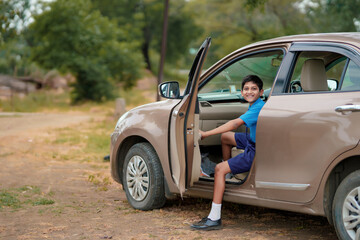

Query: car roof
241 32 360 50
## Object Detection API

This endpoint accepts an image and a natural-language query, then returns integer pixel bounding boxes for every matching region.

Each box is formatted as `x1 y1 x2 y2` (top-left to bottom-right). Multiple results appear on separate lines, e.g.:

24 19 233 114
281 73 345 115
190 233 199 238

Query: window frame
273 42 360 95
198 48 286 103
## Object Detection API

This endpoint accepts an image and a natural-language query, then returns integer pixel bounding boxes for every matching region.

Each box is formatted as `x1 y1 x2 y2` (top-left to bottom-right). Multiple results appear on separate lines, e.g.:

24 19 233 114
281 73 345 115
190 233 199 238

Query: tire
333 170 360 240
122 142 166 210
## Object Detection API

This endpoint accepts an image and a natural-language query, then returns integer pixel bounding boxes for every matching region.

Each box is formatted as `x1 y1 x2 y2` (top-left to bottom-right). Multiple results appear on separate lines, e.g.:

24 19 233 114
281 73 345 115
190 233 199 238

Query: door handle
335 105 360 112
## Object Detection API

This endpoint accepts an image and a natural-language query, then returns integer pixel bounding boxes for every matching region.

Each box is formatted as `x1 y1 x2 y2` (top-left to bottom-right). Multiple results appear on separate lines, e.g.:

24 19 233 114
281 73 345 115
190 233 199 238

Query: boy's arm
200 118 244 139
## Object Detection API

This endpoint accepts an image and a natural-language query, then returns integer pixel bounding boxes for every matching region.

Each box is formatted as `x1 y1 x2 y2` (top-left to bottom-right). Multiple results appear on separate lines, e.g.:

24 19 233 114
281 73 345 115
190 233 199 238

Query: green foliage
32 198 55 206
0 0 37 76
0 91 70 112
0 185 54 209
0 0 31 44
50 117 117 164
27 0 143 102
53 129 82 145
86 131 110 155
163 1 203 63
0 37 31 76
93 0 201 71
244 0 268 10
118 87 153 107
70 61 115 103
87 173 111 191
305 0 360 32
186 0 312 65
1 0 359 104
0 190 21 209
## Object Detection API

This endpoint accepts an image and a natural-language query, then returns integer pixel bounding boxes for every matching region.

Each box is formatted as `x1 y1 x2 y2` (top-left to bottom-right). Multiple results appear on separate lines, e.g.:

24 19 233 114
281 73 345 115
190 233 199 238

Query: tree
186 0 310 64
0 0 35 76
0 0 32 44
305 0 360 32
27 0 143 102
0 37 31 76
92 0 202 72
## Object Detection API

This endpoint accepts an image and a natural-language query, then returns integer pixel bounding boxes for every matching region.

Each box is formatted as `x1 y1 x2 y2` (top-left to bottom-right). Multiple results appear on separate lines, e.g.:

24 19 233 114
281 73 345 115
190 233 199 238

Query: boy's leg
221 132 236 161
191 161 230 230
213 161 231 204
207 161 231 221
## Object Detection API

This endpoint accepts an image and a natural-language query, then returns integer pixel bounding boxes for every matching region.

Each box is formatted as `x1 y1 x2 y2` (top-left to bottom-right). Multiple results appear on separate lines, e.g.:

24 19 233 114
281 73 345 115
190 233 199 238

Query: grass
0 114 22 118
119 87 153 108
0 152 14 157
0 86 151 165
0 190 21 209
53 129 83 145
32 198 55 206
0 85 154 113
0 185 54 209
49 116 116 164
87 173 112 191
0 90 71 112
0 84 155 212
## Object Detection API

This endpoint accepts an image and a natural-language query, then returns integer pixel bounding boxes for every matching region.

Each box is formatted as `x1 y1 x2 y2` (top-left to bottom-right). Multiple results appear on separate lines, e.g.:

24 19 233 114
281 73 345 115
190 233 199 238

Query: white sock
208 202 222 221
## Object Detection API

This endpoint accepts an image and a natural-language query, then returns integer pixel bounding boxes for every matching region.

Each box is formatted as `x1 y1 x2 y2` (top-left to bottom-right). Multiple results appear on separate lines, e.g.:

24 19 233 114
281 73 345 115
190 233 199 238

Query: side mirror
327 79 338 91
158 81 180 99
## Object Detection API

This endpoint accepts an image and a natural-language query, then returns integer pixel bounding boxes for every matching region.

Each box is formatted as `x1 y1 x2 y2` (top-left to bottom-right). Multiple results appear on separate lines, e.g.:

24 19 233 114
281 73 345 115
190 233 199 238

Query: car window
198 50 284 102
340 60 360 91
326 57 347 81
288 51 346 93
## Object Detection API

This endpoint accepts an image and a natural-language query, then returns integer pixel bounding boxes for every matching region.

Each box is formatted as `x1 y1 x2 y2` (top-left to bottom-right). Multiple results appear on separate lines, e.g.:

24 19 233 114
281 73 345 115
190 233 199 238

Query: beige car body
111 33 360 236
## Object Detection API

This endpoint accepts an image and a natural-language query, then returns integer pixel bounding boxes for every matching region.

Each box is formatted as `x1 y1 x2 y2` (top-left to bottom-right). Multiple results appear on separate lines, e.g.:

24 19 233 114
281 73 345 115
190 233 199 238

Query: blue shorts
227 132 255 174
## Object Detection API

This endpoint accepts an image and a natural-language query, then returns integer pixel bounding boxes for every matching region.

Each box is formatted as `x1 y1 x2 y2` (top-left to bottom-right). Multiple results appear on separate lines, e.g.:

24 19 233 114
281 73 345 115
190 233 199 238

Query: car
110 33 360 240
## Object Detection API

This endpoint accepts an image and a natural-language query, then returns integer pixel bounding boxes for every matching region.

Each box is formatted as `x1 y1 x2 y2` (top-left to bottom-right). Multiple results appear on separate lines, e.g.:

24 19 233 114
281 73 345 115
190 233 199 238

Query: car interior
289 51 348 93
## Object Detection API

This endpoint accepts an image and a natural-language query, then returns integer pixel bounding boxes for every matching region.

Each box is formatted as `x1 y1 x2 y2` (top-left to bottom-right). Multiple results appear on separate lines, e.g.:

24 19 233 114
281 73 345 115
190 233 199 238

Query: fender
110 99 181 194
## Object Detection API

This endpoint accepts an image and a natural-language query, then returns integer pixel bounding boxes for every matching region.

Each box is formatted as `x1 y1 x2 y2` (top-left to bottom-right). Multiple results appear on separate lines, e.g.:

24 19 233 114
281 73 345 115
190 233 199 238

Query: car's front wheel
122 142 166 210
333 170 360 240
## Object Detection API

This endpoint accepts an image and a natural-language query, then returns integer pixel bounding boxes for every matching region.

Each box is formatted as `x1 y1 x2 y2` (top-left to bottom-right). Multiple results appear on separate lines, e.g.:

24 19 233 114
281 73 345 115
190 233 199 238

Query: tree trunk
142 37 152 71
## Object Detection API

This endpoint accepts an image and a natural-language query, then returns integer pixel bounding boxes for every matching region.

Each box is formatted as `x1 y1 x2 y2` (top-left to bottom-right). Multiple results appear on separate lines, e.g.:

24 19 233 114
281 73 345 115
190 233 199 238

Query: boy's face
241 81 264 105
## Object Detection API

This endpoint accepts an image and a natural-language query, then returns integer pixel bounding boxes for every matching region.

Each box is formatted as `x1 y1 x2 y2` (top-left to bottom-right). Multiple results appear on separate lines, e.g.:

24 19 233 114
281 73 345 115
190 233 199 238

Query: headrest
300 59 328 92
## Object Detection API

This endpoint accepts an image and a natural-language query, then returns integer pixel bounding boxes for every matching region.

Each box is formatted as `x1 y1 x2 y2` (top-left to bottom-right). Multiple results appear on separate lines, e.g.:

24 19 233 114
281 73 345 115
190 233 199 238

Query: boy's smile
241 81 264 105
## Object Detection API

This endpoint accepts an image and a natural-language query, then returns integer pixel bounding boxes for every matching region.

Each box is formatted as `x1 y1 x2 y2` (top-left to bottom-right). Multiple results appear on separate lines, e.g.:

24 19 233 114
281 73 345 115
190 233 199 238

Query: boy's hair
241 75 263 90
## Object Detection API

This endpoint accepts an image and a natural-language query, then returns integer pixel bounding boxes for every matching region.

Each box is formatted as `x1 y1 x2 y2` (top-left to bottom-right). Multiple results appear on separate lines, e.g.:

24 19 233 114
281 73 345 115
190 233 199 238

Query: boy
191 75 265 230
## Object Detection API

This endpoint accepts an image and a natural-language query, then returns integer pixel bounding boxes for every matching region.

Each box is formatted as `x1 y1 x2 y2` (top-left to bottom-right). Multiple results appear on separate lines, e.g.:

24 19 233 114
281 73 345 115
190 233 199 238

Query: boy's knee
220 133 226 142
221 132 236 147
215 162 230 175
221 132 231 143
215 164 221 173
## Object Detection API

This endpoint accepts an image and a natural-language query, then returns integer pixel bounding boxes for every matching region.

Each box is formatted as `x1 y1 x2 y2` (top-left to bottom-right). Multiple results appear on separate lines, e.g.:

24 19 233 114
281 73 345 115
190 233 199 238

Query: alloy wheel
126 155 149 201
342 187 360 240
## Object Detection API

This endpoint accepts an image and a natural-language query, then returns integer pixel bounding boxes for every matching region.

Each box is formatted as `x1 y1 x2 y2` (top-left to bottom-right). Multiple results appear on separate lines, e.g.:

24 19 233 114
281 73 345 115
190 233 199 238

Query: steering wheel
290 80 303 93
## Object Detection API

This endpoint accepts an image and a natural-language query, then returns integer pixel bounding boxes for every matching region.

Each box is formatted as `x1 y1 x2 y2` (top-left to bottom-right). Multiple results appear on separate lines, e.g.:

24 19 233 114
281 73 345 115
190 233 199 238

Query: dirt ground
0 112 338 240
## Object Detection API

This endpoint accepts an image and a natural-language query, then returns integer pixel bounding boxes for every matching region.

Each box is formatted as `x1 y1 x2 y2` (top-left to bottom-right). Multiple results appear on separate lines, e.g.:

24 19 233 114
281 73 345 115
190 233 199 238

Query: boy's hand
199 130 208 140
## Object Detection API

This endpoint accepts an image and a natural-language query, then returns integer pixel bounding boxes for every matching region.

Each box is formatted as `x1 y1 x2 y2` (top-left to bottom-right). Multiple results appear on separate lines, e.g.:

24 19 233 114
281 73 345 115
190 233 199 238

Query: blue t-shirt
239 98 265 143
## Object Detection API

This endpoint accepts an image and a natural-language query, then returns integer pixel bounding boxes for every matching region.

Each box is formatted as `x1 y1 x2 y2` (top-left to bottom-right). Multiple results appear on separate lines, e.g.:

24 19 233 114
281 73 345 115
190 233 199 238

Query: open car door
169 38 211 196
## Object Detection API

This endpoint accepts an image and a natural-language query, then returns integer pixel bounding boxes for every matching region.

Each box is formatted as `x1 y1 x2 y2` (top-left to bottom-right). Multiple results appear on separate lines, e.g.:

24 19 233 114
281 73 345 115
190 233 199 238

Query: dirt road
0 112 338 239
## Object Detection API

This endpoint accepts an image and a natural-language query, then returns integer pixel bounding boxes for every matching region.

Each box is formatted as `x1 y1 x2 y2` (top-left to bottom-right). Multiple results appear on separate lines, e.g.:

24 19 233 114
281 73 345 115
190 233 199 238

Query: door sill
199 176 247 185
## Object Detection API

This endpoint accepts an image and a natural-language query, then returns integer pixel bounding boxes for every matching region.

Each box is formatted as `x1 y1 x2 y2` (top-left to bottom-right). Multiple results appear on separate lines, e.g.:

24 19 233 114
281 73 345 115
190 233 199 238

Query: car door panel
199 102 248 145
169 38 211 195
255 43 360 203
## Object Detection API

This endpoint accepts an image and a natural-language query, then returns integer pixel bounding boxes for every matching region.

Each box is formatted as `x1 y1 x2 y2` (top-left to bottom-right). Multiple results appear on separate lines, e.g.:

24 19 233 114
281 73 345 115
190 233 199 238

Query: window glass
341 60 360 91
326 57 346 81
198 50 283 102
288 51 346 93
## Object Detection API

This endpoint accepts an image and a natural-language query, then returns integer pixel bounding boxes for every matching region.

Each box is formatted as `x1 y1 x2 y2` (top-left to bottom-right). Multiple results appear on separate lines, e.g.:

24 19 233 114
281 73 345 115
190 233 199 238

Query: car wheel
122 142 166 210
333 170 360 240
